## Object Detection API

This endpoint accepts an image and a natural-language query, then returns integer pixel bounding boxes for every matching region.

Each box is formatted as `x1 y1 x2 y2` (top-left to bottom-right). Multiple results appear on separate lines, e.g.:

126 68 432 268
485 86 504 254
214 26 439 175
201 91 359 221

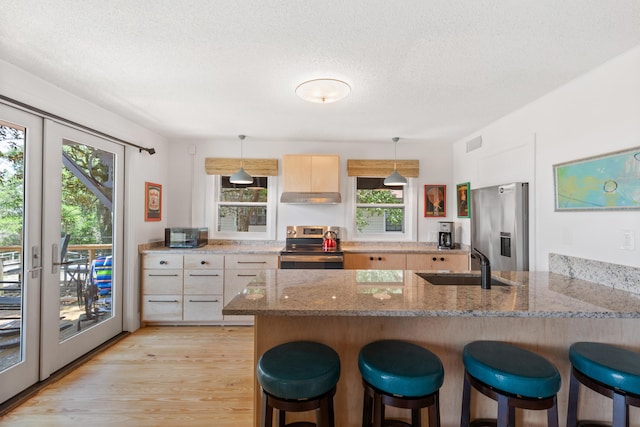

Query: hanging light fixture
384 137 407 186
295 78 351 104
229 134 253 184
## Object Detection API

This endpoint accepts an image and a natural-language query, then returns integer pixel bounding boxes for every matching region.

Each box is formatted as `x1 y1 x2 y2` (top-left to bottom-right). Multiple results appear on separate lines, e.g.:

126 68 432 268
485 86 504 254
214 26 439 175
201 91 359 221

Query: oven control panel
286 225 340 239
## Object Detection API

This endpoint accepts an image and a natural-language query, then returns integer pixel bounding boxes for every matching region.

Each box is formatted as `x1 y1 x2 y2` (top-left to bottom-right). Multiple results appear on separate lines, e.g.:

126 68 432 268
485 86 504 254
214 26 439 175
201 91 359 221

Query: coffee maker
437 221 455 249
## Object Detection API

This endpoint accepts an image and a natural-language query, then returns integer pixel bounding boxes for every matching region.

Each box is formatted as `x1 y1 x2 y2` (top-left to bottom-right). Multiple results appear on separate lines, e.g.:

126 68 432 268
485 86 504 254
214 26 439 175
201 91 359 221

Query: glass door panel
41 120 123 377
0 107 42 403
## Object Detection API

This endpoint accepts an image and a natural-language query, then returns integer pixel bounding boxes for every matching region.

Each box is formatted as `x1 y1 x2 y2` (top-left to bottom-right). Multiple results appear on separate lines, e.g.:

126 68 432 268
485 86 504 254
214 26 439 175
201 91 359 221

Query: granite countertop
140 241 469 255
222 270 640 319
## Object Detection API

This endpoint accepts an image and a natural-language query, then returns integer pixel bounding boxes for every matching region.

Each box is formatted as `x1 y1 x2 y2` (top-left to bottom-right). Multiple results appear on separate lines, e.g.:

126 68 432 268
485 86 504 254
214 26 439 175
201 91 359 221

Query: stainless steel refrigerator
470 182 529 271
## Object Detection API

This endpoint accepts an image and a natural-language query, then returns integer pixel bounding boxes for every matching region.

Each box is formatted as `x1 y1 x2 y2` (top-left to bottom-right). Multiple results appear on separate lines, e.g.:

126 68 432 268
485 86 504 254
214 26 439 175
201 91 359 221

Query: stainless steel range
279 225 344 269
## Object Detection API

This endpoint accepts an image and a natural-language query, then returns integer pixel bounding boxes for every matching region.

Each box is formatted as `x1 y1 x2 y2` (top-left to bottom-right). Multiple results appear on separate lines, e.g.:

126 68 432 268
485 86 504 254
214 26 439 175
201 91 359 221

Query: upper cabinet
282 154 340 193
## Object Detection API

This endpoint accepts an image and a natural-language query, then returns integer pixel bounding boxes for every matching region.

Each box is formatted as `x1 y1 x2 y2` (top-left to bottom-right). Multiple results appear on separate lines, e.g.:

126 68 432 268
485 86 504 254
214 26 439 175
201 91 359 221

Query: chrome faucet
471 248 491 290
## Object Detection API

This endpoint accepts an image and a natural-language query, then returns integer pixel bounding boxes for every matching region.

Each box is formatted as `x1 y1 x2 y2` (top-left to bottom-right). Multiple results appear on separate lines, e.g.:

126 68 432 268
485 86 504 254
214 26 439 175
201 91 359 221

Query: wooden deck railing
1 244 112 270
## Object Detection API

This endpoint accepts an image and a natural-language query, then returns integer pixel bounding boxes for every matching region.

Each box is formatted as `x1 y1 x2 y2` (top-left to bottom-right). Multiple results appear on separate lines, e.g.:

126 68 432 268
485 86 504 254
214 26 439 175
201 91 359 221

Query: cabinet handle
377 257 382 261
189 273 220 277
147 299 179 303
148 274 180 277
237 261 267 264
369 257 374 261
188 299 220 303
159 260 167 265
440 257 445 262
432 257 437 261
237 274 258 277
200 260 208 265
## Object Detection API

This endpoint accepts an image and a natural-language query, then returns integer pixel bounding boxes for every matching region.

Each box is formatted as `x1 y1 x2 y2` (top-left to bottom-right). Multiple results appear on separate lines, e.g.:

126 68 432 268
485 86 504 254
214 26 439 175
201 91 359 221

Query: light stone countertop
140 241 469 255
222 270 640 319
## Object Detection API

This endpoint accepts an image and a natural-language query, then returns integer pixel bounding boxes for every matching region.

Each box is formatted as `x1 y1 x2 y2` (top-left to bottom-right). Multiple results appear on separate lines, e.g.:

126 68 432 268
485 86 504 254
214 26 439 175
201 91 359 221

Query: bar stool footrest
380 420 412 427
469 419 498 427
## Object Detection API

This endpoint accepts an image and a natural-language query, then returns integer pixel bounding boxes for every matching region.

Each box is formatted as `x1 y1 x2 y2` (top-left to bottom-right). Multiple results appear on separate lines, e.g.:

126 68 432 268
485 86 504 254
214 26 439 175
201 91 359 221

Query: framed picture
145 182 162 221
554 146 640 211
424 185 446 217
456 182 470 218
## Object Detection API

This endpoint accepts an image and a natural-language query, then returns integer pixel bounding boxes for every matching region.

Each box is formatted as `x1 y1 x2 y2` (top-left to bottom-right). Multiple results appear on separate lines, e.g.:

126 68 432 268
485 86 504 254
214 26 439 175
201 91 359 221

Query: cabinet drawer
183 295 223 321
184 254 224 269
225 254 278 269
144 254 183 269
143 295 182 321
406 253 469 271
143 269 183 294
344 253 406 270
184 269 224 294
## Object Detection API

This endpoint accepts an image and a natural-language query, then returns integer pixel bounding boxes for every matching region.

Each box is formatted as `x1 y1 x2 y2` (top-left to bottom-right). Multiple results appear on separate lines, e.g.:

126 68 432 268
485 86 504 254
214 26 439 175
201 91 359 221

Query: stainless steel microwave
164 227 208 248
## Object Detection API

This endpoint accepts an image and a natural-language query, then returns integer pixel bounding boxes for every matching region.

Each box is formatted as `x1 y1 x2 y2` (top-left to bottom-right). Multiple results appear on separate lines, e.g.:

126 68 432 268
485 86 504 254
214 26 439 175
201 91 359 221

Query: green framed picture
456 182 470 218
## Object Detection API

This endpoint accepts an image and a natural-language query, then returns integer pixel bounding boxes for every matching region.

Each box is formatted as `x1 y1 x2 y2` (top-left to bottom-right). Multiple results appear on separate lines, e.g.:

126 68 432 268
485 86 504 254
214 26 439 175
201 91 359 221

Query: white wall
0 59 170 331
166 138 453 242
453 45 640 271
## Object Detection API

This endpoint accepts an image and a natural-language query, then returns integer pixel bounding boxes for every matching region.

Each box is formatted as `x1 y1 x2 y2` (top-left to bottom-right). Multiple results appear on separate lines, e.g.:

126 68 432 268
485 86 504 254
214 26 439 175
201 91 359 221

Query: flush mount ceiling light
295 78 351 104
384 137 407 186
229 134 253 184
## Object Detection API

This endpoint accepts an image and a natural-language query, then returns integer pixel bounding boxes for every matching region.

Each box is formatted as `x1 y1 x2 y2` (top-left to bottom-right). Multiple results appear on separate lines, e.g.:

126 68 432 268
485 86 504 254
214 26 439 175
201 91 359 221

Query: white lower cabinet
142 252 276 325
183 254 224 322
224 254 278 324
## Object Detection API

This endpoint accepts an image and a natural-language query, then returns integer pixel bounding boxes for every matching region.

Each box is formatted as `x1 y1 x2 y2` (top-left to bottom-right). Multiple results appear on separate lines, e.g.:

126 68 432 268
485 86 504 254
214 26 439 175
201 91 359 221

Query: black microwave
164 227 208 248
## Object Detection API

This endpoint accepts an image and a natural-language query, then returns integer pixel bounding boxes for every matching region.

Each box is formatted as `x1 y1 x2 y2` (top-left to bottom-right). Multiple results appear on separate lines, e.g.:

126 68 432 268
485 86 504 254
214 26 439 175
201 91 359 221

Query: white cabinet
142 254 183 322
183 254 224 322
142 252 277 325
224 254 278 323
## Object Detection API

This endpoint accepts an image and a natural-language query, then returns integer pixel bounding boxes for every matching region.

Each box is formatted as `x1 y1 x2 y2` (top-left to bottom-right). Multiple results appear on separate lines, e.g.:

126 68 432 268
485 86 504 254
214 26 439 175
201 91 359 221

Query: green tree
356 188 404 232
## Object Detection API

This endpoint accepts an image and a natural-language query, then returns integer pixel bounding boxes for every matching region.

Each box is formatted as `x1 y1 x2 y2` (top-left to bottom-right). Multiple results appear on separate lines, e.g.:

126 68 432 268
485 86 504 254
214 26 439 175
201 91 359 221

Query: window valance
205 158 279 176
346 159 419 178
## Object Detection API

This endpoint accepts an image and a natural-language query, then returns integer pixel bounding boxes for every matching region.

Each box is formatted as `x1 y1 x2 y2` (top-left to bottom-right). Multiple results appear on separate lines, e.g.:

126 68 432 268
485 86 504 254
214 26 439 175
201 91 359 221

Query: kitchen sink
415 273 513 287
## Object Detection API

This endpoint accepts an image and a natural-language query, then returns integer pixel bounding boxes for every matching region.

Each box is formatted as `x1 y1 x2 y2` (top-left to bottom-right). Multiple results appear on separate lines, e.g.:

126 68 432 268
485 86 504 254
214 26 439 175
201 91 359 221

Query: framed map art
553 146 640 211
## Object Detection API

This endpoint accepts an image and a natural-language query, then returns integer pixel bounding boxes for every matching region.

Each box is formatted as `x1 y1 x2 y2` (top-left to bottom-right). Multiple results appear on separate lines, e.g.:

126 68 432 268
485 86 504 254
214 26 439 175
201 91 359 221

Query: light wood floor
0 326 254 427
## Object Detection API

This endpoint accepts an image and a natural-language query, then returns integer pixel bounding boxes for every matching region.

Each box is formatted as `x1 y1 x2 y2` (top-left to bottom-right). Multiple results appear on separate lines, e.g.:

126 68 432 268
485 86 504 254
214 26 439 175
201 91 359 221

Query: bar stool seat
358 340 444 427
258 341 340 427
461 341 561 427
567 342 640 427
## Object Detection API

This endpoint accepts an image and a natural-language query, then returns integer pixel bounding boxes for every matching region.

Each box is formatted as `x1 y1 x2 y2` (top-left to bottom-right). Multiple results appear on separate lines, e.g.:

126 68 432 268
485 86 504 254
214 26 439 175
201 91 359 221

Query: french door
0 104 42 403
0 106 124 402
40 119 124 377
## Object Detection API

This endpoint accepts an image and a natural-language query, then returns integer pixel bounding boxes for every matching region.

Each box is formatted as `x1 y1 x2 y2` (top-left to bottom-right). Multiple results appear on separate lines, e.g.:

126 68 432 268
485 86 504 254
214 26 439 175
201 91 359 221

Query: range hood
280 192 342 204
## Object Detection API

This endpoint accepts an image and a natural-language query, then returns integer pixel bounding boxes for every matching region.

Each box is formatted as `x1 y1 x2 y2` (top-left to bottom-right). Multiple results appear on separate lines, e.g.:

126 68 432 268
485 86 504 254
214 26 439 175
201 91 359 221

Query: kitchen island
224 269 640 427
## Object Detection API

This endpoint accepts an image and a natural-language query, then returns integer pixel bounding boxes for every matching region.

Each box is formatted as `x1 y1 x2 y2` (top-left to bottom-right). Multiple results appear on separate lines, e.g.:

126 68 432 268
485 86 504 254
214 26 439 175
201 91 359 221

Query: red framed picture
145 182 162 222
424 185 446 217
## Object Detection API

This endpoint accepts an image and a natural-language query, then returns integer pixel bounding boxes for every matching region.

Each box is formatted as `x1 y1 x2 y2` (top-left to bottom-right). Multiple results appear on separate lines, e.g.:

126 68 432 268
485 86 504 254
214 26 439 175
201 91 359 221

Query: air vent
466 136 483 153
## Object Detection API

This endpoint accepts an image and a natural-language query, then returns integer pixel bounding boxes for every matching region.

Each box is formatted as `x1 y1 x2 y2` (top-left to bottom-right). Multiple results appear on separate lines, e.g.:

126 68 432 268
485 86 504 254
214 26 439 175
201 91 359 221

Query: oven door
279 254 344 269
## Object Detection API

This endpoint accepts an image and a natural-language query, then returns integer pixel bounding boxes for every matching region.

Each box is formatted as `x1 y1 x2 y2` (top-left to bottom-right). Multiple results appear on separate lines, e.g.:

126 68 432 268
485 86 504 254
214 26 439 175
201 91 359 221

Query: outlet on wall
621 230 636 250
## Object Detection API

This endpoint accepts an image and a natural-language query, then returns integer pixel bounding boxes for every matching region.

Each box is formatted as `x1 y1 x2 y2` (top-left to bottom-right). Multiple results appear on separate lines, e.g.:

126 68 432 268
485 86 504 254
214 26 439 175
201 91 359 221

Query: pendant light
229 134 253 184
384 137 407 186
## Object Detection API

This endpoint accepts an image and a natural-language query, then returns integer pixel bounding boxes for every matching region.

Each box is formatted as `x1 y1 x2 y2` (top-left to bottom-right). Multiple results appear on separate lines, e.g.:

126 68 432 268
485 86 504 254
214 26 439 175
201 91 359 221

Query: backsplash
549 253 640 295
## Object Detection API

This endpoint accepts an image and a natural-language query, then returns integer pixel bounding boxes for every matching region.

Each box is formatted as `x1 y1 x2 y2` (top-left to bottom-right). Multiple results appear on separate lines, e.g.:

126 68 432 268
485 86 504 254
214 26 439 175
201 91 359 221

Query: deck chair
83 256 112 320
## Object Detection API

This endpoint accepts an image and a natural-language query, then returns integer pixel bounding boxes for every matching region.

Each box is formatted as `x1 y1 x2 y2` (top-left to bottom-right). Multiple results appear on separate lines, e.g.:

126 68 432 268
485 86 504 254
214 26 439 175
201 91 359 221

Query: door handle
31 245 41 278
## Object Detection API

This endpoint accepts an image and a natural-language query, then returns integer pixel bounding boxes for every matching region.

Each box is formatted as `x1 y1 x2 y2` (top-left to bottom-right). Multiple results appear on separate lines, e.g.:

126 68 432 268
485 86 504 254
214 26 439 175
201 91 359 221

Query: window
213 176 276 239
352 177 416 241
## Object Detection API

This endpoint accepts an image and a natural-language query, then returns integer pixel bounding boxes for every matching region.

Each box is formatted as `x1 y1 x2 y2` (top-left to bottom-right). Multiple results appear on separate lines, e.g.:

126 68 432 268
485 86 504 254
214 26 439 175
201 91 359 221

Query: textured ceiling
1 1 640 143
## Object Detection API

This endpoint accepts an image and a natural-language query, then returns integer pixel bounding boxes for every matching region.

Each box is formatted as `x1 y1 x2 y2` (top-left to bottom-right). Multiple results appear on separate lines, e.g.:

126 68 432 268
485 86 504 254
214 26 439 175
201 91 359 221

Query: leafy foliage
355 188 404 232
0 127 113 246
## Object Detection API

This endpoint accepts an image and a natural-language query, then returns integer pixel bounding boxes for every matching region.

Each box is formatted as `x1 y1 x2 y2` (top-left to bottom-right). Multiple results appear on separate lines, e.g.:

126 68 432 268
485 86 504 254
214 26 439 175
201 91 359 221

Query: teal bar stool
358 340 444 427
567 342 640 427
461 341 561 427
257 341 340 427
